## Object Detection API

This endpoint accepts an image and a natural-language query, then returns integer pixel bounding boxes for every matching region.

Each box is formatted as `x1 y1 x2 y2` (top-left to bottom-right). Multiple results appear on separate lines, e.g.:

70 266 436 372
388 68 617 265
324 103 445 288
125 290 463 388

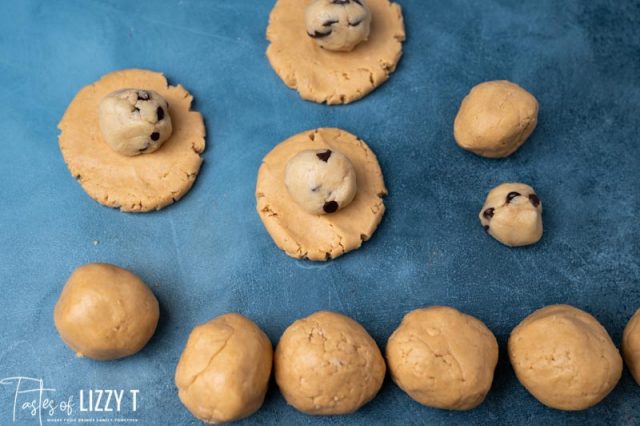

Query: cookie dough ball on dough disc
98 88 172 156
479 182 543 247
266 0 405 104
386 306 498 410
256 128 387 261
58 69 205 212
508 305 622 411
623 309 640 385
275 311 386 415
53 263 159 361
175 313 273 424
454 80 538 158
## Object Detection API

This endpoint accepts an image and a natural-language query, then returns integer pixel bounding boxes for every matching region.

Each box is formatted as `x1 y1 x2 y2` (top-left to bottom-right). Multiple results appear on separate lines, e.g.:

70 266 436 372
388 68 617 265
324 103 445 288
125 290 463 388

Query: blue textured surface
1 0 639 425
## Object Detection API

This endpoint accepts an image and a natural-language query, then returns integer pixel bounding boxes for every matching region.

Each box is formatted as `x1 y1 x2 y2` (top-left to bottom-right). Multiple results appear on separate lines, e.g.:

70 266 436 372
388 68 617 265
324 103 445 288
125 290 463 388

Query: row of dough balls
54 263 640 422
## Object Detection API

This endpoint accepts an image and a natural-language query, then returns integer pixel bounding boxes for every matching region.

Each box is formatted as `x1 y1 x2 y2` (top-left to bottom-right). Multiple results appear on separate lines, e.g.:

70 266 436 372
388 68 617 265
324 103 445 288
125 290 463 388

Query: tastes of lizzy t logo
0 377 140 425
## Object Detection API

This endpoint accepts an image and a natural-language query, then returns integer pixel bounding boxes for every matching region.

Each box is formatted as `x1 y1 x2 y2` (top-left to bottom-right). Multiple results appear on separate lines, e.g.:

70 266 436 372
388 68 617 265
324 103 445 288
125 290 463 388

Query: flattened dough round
266 0 405 105
58 69 206 212
256 128 387 261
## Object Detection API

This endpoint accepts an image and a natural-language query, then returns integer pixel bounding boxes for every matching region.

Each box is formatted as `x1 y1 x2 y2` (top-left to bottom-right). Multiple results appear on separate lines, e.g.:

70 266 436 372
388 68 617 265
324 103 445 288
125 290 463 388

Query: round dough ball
175 313 273 424
98 88 172 156
479 182 543 247
275 311 385 415
284 149 357 215
623 309 640 385
305 0 372 52
386 306 498 410
454 80 538 158
508 304 622 411
53 263 159 361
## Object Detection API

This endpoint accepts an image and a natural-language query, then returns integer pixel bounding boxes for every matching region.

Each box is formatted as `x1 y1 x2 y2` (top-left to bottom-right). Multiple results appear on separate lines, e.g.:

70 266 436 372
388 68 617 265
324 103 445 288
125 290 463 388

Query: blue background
1 0 639 424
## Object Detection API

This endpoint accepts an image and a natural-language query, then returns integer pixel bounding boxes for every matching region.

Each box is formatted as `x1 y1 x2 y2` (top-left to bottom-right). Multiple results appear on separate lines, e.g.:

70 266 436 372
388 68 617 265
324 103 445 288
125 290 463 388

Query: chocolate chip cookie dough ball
285 149 357 214
275 311 385 415
98 88 172 156
623 309 640 385
509 305 622 411
480 182 543 247
454 81 538 158
53 263 159 361
305 0 372 51
386 307 498 410
175 313 273 424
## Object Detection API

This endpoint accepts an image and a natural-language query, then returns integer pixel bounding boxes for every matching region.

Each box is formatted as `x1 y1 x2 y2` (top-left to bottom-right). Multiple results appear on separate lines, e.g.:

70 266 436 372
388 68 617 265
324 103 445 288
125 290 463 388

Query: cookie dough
508 304 622 411
58 69 206 212
386 306 499 410
275 311 385 415
266 0 405 104
623 309 640 385
479 182 543 247
305 0 372 52
284 149 357 214
98 89 172 156
175 313 273 424
454 80 538 158
256 128 387 261
54 263 159 361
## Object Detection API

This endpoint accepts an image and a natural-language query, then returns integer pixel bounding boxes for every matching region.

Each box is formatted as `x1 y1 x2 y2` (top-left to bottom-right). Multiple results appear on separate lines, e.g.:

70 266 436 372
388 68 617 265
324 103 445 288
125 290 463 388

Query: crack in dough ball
175 313 273 424
98 88 173 156
304 0 372 52
508 305 622 411
623 309 640 385
284 149 357 215
53 263 159 361
479 182 543 247
454 80 538 158
386 306 499 410
275 311 386 415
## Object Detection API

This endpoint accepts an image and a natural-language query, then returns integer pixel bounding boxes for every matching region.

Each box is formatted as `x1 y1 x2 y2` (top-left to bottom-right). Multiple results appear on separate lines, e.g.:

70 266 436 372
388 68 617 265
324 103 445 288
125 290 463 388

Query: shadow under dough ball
53 263 159 361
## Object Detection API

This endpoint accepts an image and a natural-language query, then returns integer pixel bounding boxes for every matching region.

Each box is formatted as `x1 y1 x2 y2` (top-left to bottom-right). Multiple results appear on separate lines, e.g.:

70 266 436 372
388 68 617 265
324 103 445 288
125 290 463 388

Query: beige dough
480 182 543 247
304 0 372 52
58 69 206 212
386 306 499 410
175 313 273 424
454 80 538 158
256 128 387 261
266 0 405 104
53 263 159 361
275 311 386 415
623 309 640 385
508 304 622 411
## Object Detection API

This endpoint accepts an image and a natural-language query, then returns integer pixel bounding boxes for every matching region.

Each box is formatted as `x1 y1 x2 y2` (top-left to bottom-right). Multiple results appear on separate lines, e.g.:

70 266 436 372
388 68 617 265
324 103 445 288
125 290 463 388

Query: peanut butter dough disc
266 0 405 105
256 128 387 261
58 69 206 212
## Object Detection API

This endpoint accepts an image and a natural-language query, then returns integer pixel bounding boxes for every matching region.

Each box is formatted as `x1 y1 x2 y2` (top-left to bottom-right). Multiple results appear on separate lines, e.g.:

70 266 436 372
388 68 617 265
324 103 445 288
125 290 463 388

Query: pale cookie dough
256 128 387 261
266 0 405 104
54 263 159 361
275 311 386 415
175 313 273 424
480 182 543 247
98 88 172 156
508 304 622 411
386 306 499 410
305 0 372 52
58 69 205 212
454 80 538 158
623 309 640 385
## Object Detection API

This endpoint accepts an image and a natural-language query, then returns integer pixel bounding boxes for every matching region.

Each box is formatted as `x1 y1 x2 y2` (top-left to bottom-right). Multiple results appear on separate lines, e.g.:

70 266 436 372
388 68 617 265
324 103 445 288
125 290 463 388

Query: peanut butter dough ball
275 311 385 415
175 313 273 424
454 80 538 158
623 309 640 385
284 149 357 214
98 88 172 156
53 263 159 361
386 306 498 410
305 0 372 51
508 305 622 411
480 182 543 247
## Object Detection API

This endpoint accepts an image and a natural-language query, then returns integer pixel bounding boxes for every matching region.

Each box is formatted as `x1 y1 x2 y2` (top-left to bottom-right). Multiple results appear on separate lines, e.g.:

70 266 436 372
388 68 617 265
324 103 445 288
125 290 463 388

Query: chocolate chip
137 91 150 101
323 20 338 27
332 0 350 4
529 193 541 207
311 185 321 192
348 19 363 26
156 106 164 121
483 225 490 232
483 208 495 220
133 106 140 113
316 150 332 162
506 192 521 203
150 132 160 141
308 30 331 38
323 201 339 213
